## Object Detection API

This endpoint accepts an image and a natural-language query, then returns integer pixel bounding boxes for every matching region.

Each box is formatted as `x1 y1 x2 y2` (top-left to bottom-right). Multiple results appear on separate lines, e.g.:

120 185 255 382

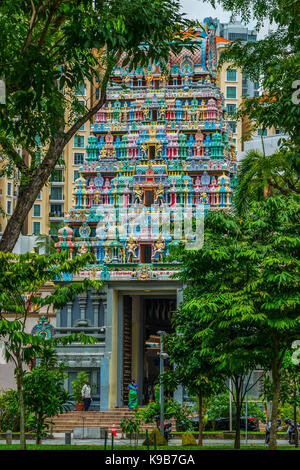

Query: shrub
182 432 197 446
71 371 89 403
0 389 33 432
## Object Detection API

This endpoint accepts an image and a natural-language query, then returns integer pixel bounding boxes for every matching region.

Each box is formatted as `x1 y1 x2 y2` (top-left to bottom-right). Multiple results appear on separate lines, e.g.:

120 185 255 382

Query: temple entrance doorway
142 296 176 405
119 289 180 408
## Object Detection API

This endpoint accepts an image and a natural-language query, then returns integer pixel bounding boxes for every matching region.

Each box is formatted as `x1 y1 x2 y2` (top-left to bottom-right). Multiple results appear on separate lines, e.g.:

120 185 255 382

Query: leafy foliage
121 409 142 447
0 0 197 252
139 399 193 431
0 389 33 433
0 250 101 449
234 149 300 215
22 348 72 444
205 392 266 425
169 194 300 449
71 371 90 404
208 0 300 146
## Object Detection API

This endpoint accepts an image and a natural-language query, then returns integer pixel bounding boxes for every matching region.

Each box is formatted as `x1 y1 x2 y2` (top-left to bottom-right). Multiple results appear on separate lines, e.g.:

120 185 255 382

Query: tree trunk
0 183 43 252
198 389 203 446
0 138 65 253
268 359 281 450
36 413 42 445
234 400 241 450
16 370 26 450
0 79 109 253
294 403 298 448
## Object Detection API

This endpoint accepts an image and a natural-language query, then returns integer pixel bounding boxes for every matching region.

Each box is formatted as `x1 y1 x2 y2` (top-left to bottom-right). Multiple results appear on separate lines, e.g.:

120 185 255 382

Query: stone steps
50 410 176 433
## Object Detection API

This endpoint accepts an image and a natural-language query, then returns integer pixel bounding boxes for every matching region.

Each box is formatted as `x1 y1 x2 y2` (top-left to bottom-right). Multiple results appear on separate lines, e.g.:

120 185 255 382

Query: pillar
174 287 184 404
66 301 73 328
78 292 87 321
100 355 110 410
116 294 124 407
91 291 101 328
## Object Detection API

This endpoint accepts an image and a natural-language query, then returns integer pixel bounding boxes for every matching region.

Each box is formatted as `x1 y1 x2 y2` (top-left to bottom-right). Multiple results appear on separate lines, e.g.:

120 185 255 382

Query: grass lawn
0 444 298 450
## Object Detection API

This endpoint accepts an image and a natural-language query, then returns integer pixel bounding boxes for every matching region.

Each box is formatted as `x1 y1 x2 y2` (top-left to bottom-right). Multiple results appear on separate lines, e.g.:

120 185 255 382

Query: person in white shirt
81 380 91 411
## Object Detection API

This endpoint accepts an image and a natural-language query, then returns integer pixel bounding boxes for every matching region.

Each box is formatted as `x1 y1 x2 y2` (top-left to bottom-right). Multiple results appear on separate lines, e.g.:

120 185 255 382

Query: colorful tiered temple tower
53 18 237 409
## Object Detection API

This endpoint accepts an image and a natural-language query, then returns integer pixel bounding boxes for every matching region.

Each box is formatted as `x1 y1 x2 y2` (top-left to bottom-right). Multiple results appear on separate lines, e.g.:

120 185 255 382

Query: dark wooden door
122 295 132 405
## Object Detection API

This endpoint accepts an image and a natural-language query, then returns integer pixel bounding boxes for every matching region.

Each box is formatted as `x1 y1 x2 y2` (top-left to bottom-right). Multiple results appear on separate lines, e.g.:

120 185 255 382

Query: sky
180 0 273 39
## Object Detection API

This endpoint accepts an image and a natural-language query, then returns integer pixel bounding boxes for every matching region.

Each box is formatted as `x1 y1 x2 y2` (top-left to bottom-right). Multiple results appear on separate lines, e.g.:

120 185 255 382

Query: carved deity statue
141 143 148 158
126 237 138 263
146 72 153 88
152 234 165 262
154 183 164 204
156 142 163 158
79 241 89 255
134 184 143 203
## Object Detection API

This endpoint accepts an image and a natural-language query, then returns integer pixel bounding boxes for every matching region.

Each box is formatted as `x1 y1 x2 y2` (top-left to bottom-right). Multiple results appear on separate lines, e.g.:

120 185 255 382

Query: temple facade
50 18 237 409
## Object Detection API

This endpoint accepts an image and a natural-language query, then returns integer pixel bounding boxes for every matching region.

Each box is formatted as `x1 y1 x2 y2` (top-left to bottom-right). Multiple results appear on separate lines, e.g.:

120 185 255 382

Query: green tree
263 350 300 447
170 194 300 450
71 370 90 405
205 392 266 429
22 346 72 445
205 0 300 213
0 0 195 252
207 0 300 145
34 222 64 254
235 149 300 215
162 319 226 445
0 250 101 449
0 389 33 433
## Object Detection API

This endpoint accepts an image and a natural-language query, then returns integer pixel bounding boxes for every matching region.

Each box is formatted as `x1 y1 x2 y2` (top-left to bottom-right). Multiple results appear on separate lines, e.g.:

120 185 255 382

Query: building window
7 182 12 196
226 104 236 115
228 32 248 41
56 154 65 166
140 244 152 263
50 187 63 200
257 129 268 136
145 190 154 207
73 153 85 165
228 121 237 134
74 83 86 96
75 100 85 131
149 146 155 160
36 191 42 200
50 169 63 182
152 109 158 121
7 200 12 215
226 68 237 82
74 170 80 181
50 204 63 217
95 88 100 100
33 222 41 234
226 86 236 99
254 90 260 97
33 204 41 217
74 135 85 148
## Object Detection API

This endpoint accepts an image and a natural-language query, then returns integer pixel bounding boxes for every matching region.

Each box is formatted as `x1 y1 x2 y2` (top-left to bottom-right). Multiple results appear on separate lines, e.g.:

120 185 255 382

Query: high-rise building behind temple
217 21 260 99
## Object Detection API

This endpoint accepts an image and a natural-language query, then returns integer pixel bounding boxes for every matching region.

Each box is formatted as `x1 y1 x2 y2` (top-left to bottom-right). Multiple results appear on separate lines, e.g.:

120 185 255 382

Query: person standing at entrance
81 380 91 411
128 380 138 409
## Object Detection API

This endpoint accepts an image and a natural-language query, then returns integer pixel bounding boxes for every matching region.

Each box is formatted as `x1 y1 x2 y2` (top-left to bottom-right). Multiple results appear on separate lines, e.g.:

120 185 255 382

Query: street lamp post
157 330 167 436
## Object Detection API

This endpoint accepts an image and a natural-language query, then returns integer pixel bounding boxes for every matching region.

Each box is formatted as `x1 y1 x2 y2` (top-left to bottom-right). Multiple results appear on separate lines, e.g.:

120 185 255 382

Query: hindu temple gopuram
53 18 237 409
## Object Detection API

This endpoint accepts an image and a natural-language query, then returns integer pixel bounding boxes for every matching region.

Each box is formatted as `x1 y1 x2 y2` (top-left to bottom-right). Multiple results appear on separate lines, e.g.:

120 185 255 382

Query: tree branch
0 137 29 173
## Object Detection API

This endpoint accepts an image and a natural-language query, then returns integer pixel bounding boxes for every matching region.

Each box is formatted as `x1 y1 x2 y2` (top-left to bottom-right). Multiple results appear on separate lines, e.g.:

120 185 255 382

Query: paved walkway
0 433 290 447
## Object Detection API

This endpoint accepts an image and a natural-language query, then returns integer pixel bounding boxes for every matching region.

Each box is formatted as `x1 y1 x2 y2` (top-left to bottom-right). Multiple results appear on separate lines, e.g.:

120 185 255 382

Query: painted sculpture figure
55 17 237 283
128 380 138 409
